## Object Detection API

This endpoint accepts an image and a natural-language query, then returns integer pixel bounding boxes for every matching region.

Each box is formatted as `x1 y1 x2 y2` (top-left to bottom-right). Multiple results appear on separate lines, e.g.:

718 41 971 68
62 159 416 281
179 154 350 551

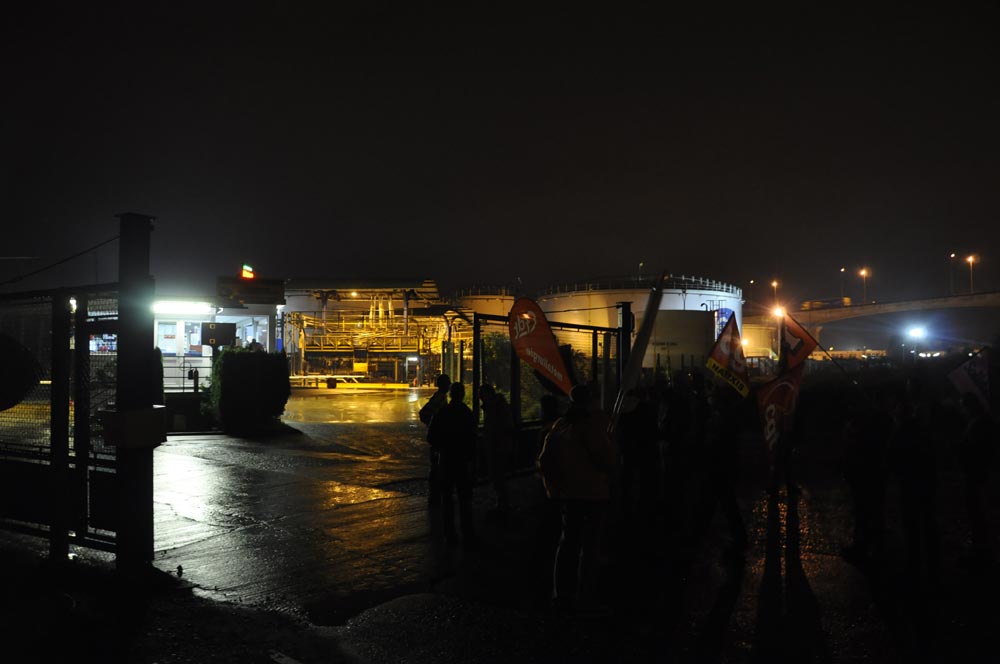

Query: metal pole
73 294 91 538
777 314 787 374
510 334 521 426
617 302 632 391
115 212 156 575
50 291 71 561
472 314 481 424
591 331 598 385
459 339 465 386
602 332 612 412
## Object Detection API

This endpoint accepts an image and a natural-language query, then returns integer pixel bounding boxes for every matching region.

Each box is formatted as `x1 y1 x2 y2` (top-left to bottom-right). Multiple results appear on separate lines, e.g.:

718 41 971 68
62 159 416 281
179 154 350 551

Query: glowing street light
859 268 869 303
772 306 785 318
839 267 846 297
967 255 976 293
949 252 956 295
771 280 779 305
907 326 927 364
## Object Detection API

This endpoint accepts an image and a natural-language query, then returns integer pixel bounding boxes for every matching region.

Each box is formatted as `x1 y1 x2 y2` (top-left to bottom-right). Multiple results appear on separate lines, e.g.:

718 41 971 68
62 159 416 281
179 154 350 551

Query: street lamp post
967 255 976 293
949 252 956 295
771 280 778 306
748 279 755 310
839 267 845 298
859 268 869 304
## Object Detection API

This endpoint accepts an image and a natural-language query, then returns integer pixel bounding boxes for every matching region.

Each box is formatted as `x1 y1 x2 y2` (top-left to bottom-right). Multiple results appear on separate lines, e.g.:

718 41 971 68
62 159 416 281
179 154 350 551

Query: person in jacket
427 382 480 550
537 384 616 611
419 374 451 507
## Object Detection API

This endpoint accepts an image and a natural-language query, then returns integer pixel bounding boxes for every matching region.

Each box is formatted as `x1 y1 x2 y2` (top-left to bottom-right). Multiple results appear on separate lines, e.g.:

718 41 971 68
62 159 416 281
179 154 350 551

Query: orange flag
782 314 818 370
509 298 573 396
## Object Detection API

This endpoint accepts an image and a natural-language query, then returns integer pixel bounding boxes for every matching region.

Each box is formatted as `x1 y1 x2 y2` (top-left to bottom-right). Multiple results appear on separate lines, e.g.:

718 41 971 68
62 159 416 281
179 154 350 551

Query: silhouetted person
420 373 451 507
840 403 891 566
480 383 514 518
535 393 562 495
680 371 712 543
888 377 941 586
618 386 660 519
427 382 480 550
955 392 996 568
658 374 691 538
538 384 616 613
531 393 564 604
695 383 748 560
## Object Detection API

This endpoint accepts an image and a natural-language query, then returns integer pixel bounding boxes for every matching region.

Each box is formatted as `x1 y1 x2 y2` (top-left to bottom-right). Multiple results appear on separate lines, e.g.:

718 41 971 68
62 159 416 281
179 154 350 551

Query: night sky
4 5 999 328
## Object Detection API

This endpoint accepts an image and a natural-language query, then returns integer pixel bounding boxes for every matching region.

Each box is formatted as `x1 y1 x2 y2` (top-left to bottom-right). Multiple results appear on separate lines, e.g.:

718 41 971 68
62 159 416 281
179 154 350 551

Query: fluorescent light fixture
907 326 927 339
406 356 419 362
152 301 215 315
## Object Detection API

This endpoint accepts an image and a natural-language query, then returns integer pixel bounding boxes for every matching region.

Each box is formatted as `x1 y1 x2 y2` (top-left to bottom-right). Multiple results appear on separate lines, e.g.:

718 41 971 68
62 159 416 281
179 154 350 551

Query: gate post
50 290 72 560
509 331 520 425
617 301 632 391
72 294 91 539
114 212 157 575
472 314 481 424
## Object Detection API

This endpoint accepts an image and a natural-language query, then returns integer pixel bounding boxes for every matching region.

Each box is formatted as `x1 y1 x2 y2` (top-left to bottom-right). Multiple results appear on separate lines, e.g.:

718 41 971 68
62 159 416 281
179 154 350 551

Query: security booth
150 272 285 395
216 269 285 352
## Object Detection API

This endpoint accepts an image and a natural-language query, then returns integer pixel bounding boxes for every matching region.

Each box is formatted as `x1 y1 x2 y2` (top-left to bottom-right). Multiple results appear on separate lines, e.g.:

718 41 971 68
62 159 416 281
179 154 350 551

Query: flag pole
786 312 875 407
609 271 667 434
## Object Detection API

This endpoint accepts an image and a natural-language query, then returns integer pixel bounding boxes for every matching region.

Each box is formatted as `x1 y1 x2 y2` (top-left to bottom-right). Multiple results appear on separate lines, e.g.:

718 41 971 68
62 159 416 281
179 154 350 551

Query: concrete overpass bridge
745 290 1000 342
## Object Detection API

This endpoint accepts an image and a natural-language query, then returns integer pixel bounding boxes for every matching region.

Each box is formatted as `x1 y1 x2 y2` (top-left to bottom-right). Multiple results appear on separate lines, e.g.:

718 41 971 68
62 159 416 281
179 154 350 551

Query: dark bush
211 348 291 435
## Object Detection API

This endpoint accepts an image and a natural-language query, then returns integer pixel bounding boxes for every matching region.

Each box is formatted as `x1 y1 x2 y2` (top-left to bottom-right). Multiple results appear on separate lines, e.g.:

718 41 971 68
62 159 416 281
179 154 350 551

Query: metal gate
0 285 120 553
471 312 622 468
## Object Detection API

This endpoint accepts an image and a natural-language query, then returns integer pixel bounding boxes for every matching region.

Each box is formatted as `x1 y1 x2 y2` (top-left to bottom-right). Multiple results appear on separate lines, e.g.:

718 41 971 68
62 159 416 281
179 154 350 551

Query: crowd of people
418 366 997 617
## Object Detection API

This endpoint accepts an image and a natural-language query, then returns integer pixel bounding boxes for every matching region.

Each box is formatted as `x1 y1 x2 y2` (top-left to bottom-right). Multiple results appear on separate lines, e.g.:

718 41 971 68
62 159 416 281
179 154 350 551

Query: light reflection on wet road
281 388 429 424
145 389 995 660
153 390 442 622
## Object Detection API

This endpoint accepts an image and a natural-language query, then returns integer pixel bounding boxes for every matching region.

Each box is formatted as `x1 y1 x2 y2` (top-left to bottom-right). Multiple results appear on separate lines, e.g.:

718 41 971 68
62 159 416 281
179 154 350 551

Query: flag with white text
706 315 750 397
757 363 806 452
509 298 573 396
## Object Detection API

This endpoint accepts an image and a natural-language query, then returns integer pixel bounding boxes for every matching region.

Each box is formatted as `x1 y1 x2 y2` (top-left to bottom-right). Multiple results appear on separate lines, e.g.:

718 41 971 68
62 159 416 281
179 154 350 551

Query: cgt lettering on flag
757 363 806 452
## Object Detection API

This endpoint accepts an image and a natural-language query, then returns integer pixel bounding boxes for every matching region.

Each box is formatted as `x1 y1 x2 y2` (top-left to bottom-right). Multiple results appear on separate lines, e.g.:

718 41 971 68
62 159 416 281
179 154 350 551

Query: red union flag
508 298 573 396
757 363 805 452
706 316 750 397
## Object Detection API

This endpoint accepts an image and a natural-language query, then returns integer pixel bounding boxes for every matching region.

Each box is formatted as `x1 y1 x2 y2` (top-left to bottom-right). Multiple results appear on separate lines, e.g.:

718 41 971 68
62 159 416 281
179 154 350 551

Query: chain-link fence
0 295 53 458
0 288 119 547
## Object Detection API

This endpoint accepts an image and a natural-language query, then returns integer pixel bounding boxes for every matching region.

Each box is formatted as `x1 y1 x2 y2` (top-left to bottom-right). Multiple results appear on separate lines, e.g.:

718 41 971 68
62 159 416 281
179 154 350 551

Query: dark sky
3 5 999 308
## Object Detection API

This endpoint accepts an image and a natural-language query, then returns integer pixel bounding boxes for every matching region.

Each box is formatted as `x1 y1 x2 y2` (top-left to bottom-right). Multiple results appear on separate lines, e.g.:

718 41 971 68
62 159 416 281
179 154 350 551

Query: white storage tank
536 275 744 369
454 286 516 318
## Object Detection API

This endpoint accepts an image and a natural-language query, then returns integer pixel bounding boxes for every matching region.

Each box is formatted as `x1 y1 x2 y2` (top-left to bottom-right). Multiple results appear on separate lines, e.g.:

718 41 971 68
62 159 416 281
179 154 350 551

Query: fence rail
539 274 742 297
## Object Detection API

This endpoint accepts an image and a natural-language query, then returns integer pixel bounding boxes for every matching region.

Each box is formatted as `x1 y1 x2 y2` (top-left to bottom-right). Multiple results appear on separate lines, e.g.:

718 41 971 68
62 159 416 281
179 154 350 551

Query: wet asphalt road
154 390 439 625
148 389 1000 662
